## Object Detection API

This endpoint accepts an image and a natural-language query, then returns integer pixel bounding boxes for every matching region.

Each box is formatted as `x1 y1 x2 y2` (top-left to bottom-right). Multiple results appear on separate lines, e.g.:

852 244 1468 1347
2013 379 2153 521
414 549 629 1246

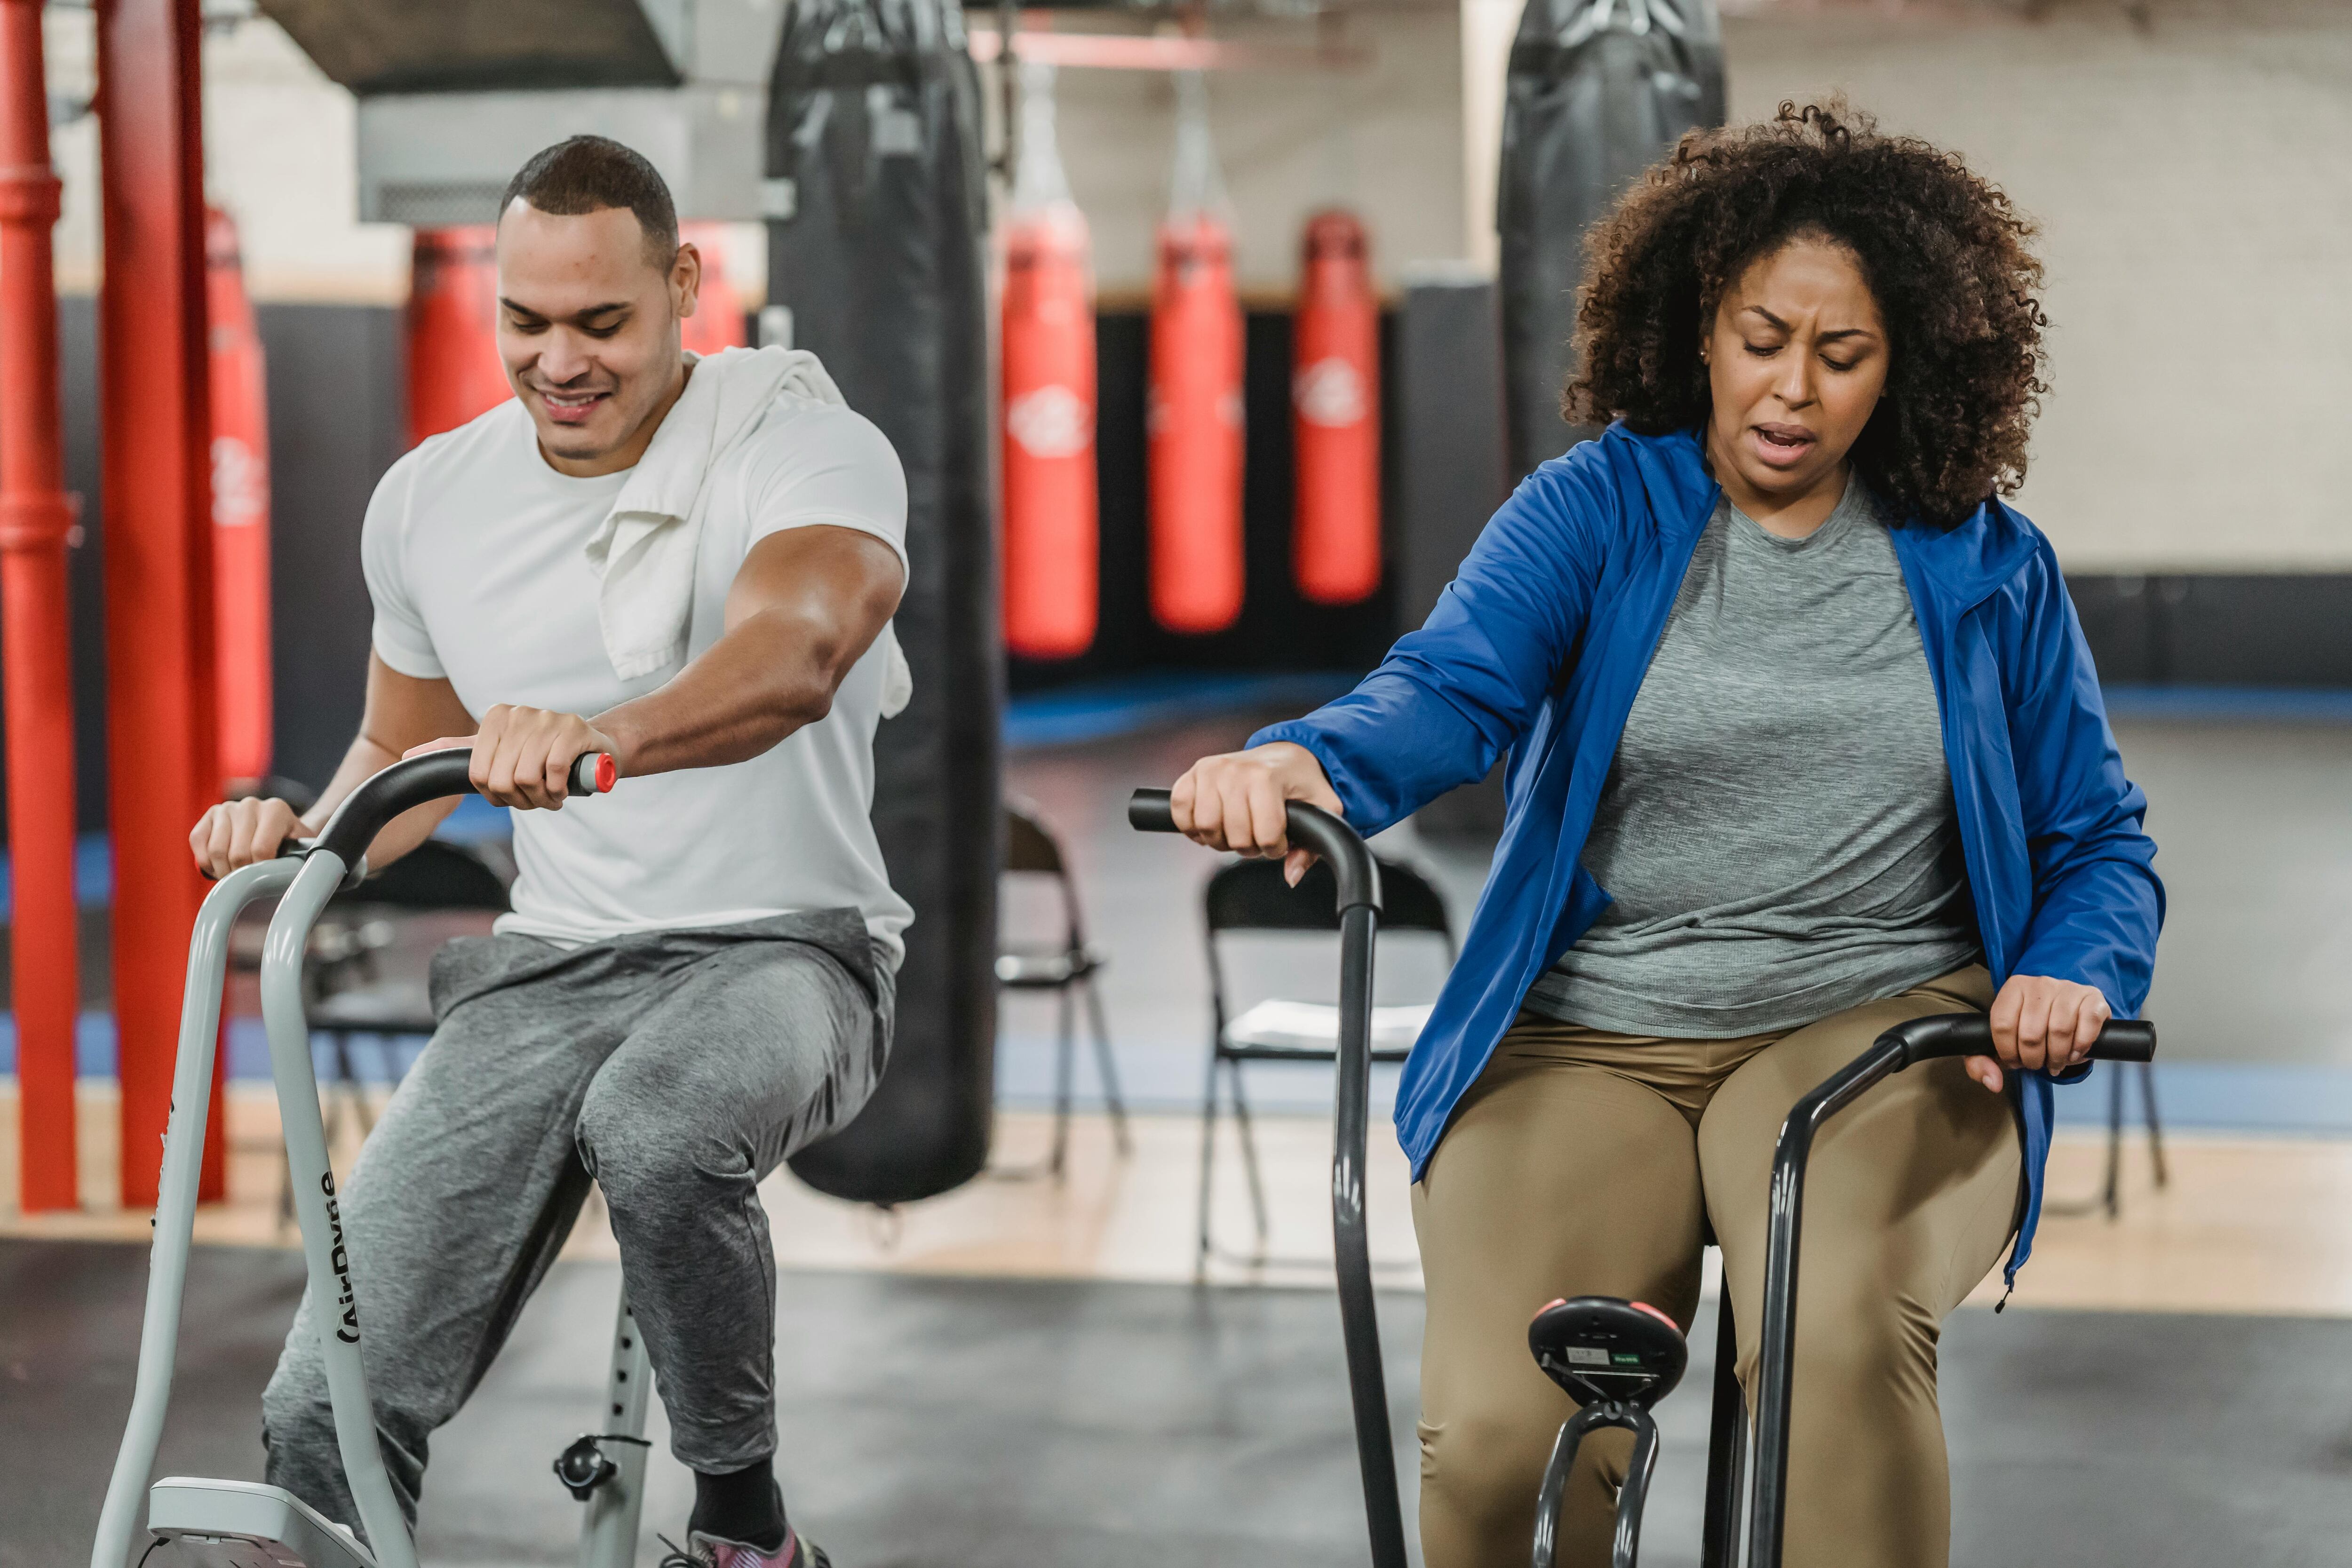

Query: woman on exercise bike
1171 103 2161 1568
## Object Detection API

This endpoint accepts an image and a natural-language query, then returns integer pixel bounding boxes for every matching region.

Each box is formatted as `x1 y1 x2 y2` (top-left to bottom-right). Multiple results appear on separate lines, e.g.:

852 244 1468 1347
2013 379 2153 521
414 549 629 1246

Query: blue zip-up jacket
1255 425 2163 1283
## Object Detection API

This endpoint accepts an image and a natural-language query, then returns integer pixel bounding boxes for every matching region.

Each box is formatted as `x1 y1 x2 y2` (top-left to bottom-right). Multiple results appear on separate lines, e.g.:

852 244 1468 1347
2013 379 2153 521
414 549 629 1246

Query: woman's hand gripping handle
1168 741 1345 886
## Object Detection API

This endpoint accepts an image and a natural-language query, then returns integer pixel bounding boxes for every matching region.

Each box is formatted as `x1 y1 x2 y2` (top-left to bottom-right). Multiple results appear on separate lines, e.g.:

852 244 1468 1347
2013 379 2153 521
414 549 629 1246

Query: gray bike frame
91 840 652 1568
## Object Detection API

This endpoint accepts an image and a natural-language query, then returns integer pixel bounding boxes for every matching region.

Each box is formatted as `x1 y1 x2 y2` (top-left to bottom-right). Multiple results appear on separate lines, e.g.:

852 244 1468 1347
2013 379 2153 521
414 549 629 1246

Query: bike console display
1530 1296 1689 1412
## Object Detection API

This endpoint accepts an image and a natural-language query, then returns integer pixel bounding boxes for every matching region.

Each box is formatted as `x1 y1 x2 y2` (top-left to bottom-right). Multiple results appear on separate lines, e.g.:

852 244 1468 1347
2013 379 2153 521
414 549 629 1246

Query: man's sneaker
659 1528 831 1568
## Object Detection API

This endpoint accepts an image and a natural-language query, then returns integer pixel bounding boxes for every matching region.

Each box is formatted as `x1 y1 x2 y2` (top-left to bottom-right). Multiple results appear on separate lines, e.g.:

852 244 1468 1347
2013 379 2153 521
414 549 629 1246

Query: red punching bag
680 222 749 357
999 62 1097 660
1148 72 1244 635
1292 210 1380 605
205 207 272 787
407 225 510 446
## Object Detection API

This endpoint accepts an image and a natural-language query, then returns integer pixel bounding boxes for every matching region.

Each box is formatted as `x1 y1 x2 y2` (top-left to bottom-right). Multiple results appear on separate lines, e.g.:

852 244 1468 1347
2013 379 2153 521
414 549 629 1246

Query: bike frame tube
1612 1413 1661 1568
1330 900 1407 1568
1532 1405 1603 1568
260 849 420 1568
1531 1402 1658 1568
1743 1015 2156 1568
1740 1035 1901 1568
1126 788 1406 1568
1698 1290 1744 1568
577 1294 655 1568
91 858 300 1568
1286 801 1405 1568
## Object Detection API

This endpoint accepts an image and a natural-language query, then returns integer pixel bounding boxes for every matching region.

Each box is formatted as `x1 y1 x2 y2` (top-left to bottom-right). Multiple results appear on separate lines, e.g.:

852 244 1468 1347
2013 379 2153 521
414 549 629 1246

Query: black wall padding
2064 576 2352 688
260 303 409 792
766 0 1003 1205
1394 280 1508 633
1394 278 1511 843
1497 0 1724 482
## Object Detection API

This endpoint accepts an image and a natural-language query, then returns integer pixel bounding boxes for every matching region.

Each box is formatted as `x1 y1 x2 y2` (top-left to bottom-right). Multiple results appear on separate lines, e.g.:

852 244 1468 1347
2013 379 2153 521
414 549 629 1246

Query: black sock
690 1460 787 1552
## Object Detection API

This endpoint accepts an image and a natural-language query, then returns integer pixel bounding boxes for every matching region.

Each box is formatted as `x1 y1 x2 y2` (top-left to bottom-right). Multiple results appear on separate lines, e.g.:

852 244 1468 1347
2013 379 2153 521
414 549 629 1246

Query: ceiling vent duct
258 0 787 223
257 0 696 95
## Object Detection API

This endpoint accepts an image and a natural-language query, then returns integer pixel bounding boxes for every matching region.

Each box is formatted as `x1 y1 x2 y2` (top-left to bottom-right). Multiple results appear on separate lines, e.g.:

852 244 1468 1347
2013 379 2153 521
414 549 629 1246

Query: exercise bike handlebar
1872 1011 2156 1067
1128 787 1409 1568
302 748 615 865
1125 788 1383 915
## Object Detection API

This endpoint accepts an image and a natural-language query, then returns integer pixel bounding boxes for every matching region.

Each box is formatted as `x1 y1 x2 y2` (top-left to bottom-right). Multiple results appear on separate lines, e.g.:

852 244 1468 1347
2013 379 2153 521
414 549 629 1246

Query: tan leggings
1411 967 2018 1568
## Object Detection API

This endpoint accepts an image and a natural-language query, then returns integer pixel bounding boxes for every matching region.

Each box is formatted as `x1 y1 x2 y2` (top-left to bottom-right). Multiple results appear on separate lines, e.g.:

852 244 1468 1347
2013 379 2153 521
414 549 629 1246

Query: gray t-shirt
1521 478 1981 1038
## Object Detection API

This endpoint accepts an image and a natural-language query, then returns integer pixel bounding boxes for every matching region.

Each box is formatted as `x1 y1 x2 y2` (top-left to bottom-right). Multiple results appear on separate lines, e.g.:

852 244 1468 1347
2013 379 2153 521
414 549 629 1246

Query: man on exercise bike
190 136 908 1568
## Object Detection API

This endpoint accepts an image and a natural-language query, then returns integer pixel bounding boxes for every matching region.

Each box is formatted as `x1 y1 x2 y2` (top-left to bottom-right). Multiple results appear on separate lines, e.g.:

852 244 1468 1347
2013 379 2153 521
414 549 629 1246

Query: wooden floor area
2 1081 2345 1317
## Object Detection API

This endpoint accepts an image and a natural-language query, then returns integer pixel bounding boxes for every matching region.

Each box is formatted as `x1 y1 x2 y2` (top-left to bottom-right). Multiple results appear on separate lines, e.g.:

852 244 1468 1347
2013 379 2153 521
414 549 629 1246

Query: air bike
92 750 652 1568
1128 787 2157 1568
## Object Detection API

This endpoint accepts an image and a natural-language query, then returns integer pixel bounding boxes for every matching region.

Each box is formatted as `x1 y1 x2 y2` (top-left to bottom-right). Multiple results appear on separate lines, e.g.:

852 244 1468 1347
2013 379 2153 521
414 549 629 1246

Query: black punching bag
769 0 1001 1204
1498 0 1724 482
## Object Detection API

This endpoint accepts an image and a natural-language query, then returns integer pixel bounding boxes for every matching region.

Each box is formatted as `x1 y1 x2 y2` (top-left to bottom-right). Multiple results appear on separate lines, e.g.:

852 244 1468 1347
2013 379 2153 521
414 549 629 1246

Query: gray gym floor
12 1237 2352 1568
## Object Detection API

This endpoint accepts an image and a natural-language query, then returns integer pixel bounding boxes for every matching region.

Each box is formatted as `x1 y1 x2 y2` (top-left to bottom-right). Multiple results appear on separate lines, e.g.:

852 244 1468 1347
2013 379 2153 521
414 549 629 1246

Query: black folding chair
1199 852 1453 1268
260 838 511 1226
306 837 510 1040
2045 1059 2169 1219
996 800 1129 1177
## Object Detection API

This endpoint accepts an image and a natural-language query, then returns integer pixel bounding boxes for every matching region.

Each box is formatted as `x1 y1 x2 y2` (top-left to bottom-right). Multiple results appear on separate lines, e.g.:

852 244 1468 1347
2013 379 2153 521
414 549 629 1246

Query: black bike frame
1741 1012 2156 1567
1128 788 1409 1568
1533 1401 1662 1568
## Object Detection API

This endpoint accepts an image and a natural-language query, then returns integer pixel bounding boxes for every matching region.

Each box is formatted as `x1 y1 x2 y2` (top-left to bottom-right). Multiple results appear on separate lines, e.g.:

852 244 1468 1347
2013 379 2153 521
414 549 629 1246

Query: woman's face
1703 236 1890 510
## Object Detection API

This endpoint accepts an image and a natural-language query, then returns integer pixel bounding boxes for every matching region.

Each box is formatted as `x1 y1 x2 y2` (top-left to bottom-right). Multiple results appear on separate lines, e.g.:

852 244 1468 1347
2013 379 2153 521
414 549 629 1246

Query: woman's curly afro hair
1566 101 2049 527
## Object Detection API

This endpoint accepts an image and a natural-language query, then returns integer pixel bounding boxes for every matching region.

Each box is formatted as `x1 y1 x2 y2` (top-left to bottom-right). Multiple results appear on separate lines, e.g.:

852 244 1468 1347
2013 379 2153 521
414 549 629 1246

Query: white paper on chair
1224 999 1434 1054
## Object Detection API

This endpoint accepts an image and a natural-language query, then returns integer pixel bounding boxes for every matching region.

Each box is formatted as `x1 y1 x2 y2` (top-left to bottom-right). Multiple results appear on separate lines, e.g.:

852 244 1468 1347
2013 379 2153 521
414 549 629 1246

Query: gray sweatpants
261 909 894 1530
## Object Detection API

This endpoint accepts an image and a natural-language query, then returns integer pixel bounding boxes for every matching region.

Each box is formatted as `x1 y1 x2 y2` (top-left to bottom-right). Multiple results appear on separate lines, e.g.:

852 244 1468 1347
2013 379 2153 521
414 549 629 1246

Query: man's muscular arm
191 655 478 877
450 525 905 809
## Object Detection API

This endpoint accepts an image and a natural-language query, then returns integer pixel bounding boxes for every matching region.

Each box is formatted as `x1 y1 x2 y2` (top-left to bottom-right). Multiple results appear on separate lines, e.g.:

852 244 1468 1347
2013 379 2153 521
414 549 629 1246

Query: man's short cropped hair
500 135 680 269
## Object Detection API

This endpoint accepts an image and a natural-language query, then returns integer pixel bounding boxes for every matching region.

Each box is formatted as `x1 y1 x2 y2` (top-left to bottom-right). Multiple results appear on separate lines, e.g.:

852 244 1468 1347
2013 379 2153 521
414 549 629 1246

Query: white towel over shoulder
582 344 913 715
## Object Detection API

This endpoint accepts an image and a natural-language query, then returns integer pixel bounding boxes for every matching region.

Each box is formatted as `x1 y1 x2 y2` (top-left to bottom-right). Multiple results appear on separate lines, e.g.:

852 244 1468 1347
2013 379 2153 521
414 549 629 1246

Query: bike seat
1528 1296 1688 1410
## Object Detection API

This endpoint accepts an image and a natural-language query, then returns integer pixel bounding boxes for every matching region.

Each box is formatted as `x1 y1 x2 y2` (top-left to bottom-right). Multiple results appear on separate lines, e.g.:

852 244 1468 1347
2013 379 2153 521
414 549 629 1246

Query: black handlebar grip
1887 1012 2156 1067
311 749 618 865
2085 1019 2157 1062
1126 788 1382 915
1128 788 1177 834
312 752 474 863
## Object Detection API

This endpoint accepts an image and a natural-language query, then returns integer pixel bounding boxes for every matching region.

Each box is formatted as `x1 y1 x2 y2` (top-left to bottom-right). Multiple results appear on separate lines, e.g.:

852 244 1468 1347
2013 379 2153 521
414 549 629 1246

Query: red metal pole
96 0 219 1209
0 0 84 1213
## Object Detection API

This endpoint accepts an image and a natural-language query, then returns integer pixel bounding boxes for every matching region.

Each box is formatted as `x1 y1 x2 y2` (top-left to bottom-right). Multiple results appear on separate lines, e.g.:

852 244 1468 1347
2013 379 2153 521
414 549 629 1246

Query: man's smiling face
495 199 699 474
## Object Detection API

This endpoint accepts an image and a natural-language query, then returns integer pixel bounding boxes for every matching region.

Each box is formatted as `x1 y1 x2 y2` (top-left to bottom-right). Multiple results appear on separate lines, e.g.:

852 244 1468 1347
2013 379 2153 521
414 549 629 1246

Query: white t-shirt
361 394 914 965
